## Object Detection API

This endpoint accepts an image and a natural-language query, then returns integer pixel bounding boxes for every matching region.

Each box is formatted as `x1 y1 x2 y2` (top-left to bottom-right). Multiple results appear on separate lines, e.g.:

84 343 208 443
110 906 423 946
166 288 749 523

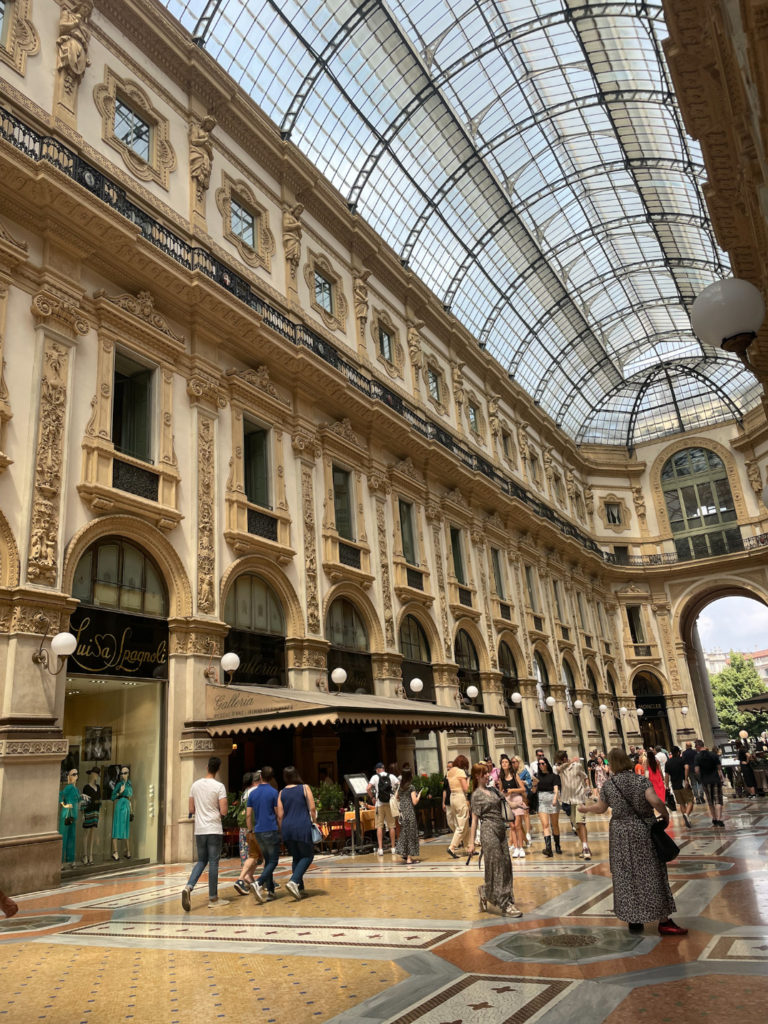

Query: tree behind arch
709 652 768 738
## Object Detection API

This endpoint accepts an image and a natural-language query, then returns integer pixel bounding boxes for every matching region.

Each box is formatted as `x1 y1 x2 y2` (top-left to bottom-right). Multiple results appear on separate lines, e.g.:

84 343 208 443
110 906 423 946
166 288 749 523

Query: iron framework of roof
161 0 763 447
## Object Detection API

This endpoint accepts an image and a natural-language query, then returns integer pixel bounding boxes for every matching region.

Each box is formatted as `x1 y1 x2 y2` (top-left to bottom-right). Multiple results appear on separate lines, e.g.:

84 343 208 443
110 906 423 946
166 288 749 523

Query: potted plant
310 780 345 823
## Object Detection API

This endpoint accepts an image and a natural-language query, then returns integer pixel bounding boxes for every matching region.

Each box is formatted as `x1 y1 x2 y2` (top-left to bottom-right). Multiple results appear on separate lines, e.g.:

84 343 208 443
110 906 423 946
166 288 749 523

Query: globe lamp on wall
690 278 765 362
330 667 347 690
511 691 522 705
32 616 77 675
466 684 479 700
409 677 423 694
545 695 556 707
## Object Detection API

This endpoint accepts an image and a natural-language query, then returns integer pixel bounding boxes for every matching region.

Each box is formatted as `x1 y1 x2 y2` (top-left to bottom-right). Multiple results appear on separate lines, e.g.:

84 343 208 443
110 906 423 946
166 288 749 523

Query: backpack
236 791 249 829
376 773 393 802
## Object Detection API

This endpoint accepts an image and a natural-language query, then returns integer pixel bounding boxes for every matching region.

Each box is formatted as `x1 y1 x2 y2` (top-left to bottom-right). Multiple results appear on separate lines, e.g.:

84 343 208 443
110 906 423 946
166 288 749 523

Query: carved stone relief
282 203 303 281
54 0 93 125
375 501 396 647
302 465 321 633
0 0 40 76
427 509 452 659
197 415 216 615
189 115 216 205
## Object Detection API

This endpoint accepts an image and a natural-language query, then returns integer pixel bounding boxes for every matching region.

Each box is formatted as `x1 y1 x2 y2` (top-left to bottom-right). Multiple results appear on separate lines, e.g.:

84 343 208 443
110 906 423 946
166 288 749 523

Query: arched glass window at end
72 539 168 617
326 598 368 651
224 574 285 635
660 446 741 560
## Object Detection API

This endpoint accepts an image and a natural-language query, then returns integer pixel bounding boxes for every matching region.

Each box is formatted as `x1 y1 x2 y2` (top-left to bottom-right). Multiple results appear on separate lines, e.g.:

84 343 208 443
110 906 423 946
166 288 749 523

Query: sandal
111 852 119 861
477 885 487 912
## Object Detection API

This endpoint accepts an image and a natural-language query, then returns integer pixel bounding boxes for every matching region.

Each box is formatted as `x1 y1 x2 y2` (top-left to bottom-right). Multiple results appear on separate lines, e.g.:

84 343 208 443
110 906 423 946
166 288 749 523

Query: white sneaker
526 832 531 842
208 898 230 908
511 847 520 858
377 848 384 856
286 880 302 901
518 848 526 858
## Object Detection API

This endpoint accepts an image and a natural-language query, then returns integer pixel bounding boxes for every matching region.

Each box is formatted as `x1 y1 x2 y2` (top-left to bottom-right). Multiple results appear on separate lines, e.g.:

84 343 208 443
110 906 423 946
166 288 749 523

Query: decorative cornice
98 290 184 343
31 291 89 337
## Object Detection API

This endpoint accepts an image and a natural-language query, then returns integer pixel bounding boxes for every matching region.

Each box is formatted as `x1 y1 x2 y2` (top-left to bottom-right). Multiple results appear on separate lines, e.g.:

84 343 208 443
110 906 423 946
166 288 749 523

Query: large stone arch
673 576 768 645
649 435 749 533
629 665 670 694
322 582 385 654
62 516 193 618
0 508 20 588
452 618 490 673
395 602 441 662
220 555 305 639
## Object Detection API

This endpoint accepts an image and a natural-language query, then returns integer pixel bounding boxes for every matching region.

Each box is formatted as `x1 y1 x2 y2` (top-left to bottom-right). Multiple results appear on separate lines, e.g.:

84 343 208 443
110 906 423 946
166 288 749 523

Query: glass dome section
160 0 763 444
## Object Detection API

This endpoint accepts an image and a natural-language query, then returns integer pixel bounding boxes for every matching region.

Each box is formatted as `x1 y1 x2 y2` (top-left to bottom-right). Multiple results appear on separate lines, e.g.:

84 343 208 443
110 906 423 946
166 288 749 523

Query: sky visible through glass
161 0 763 446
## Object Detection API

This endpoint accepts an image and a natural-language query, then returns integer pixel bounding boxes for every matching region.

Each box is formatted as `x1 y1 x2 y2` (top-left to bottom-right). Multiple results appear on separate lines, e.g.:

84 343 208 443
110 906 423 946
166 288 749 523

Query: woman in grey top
467 762 522 918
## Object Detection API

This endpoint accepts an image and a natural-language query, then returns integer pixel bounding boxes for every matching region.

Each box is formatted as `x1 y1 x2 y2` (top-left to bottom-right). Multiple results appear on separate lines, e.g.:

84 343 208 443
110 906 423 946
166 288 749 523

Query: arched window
534 651 558 751
562 658 576 712
72 538 168 616
399 615 435 702
326 598 368 650
661 447 741 560
632 671 664 696
224 575 285 635
224 574 286 687
326 598 372 694
455 629 482 710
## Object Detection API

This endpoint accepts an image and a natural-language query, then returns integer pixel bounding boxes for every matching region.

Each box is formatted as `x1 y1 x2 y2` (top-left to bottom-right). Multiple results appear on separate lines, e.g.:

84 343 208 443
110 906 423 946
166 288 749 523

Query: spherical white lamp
220 652 240 674
599 703 608 714
690 278 765 357
466 684 479 700
330 667 347 686
545 695 556 707
739 729 749 739
573 699 583 710
681 706 689 717
620 706 628 716
511 691 523 705
51 632 77 657
409 677 423 693
636 708 644 718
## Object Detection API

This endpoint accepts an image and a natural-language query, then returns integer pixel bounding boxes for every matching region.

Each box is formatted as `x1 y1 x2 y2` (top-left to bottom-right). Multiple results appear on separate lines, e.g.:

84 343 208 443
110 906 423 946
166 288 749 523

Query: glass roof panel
158 0 763 446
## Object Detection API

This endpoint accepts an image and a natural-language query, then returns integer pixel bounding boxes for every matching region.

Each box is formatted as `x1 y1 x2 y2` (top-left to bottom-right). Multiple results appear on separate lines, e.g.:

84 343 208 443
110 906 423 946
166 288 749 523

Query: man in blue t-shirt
246 766 280 903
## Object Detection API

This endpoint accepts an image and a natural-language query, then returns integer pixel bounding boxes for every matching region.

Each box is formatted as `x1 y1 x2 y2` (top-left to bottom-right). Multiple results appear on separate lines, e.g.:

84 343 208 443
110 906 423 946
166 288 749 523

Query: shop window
450 525 466 585
114 97 151 162
332 465 354 540
72 539 168 617
524 564 540 612
491 547 505 599
400 615 430 662
112 350 153 463
243 419 270 509
326 597 368 650
455 629 482 710
399 499 418 565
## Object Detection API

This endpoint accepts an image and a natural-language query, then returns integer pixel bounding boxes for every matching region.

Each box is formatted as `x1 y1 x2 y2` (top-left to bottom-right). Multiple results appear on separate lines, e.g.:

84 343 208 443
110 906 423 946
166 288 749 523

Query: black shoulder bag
609 776 680 864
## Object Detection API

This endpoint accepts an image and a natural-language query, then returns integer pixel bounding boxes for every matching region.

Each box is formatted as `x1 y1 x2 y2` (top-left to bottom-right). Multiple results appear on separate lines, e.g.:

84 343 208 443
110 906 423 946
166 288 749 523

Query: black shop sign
67 608 168 679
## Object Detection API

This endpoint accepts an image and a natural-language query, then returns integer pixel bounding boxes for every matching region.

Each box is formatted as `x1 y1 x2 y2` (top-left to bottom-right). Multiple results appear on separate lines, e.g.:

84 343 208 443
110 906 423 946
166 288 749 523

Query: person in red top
647 749 667 804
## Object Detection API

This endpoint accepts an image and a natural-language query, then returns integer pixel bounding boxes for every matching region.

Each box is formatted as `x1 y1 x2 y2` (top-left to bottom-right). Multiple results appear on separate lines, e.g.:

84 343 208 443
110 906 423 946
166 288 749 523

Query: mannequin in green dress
58 768 81 865
111 765 133 860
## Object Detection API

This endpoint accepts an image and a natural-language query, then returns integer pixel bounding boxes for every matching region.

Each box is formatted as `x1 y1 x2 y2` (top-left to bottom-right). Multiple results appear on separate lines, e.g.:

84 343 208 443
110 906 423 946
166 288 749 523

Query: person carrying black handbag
578 747 687 937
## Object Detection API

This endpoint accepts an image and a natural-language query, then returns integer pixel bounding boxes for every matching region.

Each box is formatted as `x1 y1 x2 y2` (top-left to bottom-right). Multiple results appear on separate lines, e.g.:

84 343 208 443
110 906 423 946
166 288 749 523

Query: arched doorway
633 671 672 750
534 650 558 754
65 537 169 868
223 573 286 686
499 641 528 763
326 597 373 694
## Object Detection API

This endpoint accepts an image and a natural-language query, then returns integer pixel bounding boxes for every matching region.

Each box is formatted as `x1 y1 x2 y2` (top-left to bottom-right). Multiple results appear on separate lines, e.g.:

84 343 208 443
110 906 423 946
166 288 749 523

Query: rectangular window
501 430 511 458
332 465 354 541
468 403 479 433
427 365 440 402
626 605 646 644
112 351 152 462
597 601 607 637
576 591 587 630
379 327 393 362
552 579 565 621
314 271 333 314
605 502 622 525
450 526 466 585
399 499 417 565
490 547 505 599
114 97 151 162
243 420 270 508
230 198 255 248
524 564 539 612
529 454 541 485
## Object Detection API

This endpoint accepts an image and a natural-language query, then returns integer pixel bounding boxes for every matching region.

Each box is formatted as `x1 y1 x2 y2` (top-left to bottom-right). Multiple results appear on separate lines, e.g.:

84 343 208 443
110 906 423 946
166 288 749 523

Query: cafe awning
736 693 768 715
205 683 505 736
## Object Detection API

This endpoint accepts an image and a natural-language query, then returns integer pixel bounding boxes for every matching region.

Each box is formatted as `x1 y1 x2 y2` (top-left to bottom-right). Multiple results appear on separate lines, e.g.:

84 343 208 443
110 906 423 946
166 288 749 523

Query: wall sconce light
619 706 628 716
573 699 583 711
598 703 608 714
511 691 522 705
330 667 347 691
32 616 76 675
681 706 689 718
203 645 240 685
409 677 423 694
636 708 644 718
545 695 556 707
466 684 479 700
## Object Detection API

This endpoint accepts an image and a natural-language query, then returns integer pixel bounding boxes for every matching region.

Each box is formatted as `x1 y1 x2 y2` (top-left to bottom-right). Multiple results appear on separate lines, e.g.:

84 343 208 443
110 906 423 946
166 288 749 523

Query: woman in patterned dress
467 763 522 917
395 768 421 864
578 747 687 936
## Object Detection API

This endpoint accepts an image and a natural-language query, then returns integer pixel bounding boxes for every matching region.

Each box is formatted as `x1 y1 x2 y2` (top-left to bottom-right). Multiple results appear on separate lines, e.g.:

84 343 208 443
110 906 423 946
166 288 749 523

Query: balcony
603 528 768 567
448 580 480 620
225 495 294 563
526 610 548 639
79 441 182 532
393 560 433 607
322 534 374 587
624 641 660 663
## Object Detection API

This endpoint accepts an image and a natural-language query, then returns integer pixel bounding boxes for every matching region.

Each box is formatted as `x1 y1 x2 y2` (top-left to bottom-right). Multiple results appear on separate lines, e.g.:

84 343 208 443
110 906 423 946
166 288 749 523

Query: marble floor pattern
1 799 766 1024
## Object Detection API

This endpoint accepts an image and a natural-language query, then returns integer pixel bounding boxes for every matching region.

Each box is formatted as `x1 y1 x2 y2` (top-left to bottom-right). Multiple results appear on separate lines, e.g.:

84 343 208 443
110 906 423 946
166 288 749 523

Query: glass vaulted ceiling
161 0 762 447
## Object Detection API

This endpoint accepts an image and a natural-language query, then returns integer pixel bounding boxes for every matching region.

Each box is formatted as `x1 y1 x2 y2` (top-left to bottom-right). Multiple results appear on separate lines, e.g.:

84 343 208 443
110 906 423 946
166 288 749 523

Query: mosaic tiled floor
2 798 767 1023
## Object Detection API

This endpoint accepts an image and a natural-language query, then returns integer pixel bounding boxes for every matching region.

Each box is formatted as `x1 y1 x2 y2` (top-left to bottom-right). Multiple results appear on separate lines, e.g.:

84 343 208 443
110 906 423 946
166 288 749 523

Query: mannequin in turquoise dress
111 765 133 860
58 768 81 865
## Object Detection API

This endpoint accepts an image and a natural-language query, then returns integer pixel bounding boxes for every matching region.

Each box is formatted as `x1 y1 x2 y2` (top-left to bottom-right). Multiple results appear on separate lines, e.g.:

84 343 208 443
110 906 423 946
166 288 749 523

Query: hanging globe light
690 278 765 359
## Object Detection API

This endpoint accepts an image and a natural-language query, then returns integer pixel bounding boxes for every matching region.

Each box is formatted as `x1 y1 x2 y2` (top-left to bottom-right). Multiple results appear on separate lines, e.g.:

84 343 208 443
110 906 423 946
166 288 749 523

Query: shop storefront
61 539 168 870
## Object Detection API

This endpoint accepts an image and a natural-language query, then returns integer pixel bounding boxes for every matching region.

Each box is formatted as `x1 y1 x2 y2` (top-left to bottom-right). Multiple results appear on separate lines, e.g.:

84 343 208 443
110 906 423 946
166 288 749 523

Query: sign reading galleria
67 609 168 678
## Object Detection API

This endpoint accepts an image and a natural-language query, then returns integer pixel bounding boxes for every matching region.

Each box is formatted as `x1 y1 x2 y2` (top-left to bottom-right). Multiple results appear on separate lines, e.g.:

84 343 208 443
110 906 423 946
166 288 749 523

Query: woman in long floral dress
467 763 522 917
395 768 421 864
578 747 687 936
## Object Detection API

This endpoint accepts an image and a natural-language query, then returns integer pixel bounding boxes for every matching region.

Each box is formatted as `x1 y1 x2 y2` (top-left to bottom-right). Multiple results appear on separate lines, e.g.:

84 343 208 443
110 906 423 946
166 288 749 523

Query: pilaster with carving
472 526 497 669
426 500 452 659
196 415 216 615
293 430 322 634
0 221 29 472
53 0 93 127
372 487 396 648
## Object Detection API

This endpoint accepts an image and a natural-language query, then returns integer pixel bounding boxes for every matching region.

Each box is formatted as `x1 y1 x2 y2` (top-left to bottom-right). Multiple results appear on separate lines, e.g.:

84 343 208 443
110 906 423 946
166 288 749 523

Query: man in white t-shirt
181 756 229 911
367 762 399 856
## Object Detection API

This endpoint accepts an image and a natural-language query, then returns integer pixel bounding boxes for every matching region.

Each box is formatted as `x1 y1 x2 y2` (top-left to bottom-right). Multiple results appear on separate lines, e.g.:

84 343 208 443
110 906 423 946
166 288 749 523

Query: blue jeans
187 834 222 898
255 830 281 892
284 838 314 889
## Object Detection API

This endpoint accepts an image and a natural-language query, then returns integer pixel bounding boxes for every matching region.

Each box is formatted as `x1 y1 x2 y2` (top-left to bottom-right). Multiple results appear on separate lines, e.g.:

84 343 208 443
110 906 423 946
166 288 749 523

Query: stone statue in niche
632 487 647 521
282 203 304 279
353 271 370 329
746 459 762 499
56 0 93 94
189 116 216 202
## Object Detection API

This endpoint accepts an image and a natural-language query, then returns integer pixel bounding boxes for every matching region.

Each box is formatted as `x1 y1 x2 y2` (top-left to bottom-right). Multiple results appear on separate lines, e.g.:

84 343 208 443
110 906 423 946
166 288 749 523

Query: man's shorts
247 832 262 860
568 802 587 827
375 803 395 828
673 787 689 808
